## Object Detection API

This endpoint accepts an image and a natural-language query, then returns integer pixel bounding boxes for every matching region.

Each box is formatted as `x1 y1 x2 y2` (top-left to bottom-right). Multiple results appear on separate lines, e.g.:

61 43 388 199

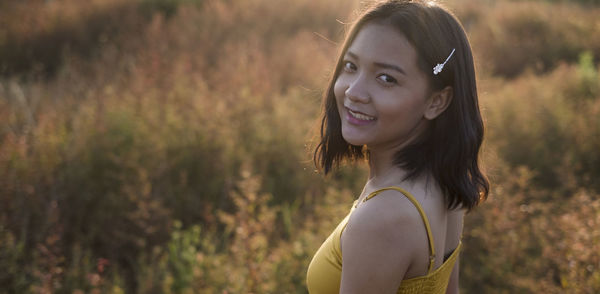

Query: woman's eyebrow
346 51 359 60
345 51 406 75
373 62 406 76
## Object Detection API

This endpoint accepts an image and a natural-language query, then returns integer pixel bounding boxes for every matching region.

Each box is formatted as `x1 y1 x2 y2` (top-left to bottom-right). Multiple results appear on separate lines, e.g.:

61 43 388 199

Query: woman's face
334 23 432 150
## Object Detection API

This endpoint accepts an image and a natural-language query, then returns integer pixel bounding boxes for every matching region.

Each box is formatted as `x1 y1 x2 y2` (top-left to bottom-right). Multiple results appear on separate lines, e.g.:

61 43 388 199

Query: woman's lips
346 107 376 125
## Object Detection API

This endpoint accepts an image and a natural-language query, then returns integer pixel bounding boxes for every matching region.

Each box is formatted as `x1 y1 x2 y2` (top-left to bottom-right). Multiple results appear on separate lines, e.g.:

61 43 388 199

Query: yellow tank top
306 186 461 294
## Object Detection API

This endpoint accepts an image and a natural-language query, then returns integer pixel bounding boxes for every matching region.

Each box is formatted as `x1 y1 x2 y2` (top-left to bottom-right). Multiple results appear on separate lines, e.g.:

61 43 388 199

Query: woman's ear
424 86 453 120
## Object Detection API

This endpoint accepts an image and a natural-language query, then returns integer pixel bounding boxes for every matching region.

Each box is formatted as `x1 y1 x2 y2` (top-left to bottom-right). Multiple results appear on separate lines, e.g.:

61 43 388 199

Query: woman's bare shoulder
348 188 428 249
340 189 427 292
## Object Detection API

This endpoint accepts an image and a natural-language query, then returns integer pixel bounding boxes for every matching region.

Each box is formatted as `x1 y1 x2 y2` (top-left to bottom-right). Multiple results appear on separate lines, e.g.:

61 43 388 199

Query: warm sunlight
1 0 599 293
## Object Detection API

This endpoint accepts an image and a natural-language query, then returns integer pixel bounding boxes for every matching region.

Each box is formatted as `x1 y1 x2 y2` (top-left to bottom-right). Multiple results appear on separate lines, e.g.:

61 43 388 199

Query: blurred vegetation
0 0 599 293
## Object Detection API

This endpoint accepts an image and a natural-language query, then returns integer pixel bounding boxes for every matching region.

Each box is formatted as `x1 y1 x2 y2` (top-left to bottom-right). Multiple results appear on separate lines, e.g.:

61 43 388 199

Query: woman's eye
377 74 398 85
343 61 357 72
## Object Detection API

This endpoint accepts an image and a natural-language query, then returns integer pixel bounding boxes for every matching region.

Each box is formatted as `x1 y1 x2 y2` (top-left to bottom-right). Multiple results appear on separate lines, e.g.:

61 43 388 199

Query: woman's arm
339 190 425 294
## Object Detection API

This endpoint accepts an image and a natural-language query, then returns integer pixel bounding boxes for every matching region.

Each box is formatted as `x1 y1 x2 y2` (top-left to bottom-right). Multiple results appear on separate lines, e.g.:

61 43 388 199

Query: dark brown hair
313 0 489 211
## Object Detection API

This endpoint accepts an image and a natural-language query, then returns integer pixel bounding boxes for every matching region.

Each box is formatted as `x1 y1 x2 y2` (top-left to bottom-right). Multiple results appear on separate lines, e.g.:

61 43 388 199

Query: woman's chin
341 133 368 147
346 141 365 147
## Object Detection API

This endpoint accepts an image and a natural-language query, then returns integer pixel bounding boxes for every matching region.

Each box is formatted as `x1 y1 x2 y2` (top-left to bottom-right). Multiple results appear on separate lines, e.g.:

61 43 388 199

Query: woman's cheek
333 77 346 101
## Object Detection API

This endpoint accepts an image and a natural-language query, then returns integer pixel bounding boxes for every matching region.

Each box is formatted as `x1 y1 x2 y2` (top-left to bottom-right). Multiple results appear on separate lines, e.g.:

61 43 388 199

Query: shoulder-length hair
313 0 489 211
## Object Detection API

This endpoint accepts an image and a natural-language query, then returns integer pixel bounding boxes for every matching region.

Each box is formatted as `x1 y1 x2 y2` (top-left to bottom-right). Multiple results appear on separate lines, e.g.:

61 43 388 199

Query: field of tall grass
1 0 599 293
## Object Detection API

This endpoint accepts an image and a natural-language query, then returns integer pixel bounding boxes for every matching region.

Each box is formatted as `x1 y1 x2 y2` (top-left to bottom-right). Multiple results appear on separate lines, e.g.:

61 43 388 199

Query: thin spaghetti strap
363 186 437 274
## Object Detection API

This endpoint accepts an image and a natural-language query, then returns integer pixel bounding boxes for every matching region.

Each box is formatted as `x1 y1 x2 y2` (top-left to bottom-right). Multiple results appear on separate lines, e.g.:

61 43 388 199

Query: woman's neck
367 145 410 187
366 119 429 186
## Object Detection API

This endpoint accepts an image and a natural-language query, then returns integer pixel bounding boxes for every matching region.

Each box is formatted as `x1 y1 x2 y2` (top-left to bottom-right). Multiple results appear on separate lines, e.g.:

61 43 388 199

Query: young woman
306 1 489 293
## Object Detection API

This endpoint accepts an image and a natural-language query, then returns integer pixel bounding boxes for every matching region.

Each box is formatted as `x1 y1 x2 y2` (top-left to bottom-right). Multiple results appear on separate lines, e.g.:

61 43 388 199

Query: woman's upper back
349 185 462 276
306 185 463 294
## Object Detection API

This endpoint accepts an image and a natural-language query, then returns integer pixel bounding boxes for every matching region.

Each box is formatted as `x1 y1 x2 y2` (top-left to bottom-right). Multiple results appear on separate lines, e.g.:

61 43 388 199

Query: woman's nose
345 74 370 103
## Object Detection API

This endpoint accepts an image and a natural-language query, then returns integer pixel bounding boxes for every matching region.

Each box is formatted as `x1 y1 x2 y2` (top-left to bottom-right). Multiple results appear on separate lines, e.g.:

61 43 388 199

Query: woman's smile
346 107 377 125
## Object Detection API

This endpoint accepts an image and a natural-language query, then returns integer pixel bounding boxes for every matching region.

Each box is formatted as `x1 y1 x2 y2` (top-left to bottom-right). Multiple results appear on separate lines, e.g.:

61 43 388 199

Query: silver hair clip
433 48 456 75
